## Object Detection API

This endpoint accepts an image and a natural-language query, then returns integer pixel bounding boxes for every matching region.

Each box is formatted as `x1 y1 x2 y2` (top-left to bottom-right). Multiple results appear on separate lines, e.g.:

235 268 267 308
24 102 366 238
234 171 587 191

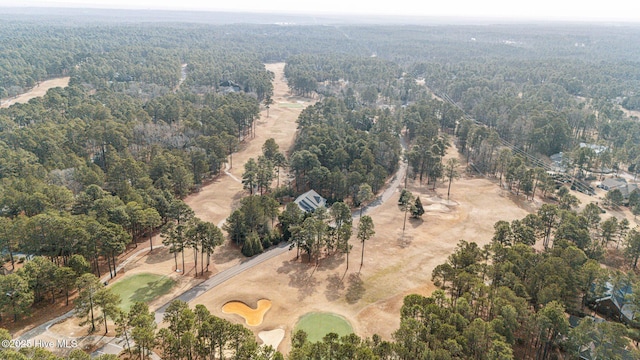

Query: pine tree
411 197 425 218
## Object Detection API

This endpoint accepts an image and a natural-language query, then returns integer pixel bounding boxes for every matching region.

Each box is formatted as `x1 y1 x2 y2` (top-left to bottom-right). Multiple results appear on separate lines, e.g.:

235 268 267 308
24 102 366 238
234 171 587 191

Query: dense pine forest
2 8 640 359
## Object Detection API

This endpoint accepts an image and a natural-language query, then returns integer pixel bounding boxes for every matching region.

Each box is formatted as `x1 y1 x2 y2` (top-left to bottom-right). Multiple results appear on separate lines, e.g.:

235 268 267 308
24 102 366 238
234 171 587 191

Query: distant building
580 142 608 155
218 80 242 94
592 281 636 324
598 178 639 199
550 152 567 172
599 177 627 191
568 315 604 329
294 190 327 213
573 315 636 360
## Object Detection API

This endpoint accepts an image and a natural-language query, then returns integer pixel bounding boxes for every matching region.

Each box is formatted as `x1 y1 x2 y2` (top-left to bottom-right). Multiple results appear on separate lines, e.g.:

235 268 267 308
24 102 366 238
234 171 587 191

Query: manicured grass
294 312 353 343
109 273 175 311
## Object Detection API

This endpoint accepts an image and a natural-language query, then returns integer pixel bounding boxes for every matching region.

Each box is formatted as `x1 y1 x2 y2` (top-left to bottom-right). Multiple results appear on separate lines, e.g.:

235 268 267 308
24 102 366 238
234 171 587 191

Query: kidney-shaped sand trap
259 328 285 350
222 299 272 326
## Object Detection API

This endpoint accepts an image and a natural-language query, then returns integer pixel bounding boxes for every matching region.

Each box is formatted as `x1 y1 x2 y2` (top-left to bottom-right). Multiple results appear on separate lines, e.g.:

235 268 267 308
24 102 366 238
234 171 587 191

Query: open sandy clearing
0 77 70 108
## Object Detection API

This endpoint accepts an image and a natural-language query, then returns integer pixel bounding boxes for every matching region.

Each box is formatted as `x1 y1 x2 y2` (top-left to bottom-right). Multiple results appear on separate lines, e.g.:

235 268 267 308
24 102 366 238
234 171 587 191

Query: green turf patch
294 312 353 343
109 273 175 312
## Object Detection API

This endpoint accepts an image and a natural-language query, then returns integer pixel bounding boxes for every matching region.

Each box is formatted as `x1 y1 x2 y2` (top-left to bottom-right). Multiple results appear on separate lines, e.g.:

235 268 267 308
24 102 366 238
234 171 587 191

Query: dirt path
174 63 188 92
0 77 70 108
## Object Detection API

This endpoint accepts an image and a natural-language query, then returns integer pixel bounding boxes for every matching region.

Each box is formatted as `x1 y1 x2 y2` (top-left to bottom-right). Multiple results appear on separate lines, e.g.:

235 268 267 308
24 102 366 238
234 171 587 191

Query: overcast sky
4 0 640 22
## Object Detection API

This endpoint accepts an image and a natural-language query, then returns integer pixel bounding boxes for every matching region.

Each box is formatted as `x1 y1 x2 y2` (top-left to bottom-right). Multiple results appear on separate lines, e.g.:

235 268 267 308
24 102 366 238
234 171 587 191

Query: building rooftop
294 189 327 212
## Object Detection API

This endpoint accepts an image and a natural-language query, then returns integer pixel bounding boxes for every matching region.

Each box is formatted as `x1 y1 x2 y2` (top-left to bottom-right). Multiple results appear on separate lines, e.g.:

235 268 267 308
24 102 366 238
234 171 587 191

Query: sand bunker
259 328 285 350
222 299 272 326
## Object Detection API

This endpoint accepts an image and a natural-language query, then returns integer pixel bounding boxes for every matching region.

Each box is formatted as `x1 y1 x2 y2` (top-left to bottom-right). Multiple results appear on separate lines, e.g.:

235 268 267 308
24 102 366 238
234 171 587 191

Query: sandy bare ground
190 148 531 353
0 77 70 108
620 106 640 119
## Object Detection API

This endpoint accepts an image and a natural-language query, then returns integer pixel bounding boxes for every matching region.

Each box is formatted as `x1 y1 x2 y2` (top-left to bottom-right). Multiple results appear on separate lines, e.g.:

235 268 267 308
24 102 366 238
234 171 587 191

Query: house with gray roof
599 177 627 191
294 190 327 213
598 178 639 200
550 152 568 172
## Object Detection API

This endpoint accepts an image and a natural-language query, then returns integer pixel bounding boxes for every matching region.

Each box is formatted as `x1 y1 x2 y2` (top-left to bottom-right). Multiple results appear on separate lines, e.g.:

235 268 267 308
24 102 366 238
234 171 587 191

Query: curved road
18 134 408 358
94 134 408 356
17 132 407 358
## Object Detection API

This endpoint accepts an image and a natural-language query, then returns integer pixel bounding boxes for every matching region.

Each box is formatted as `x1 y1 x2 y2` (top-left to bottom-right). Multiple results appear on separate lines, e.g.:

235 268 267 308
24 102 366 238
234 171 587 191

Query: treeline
412 58 640 170
0 299 282 360
0 255 91 322
289 98 401 201
4 19 640 103
6 18 640 171
458 113 640 198
0 61 261 326
284 54 401 98
0 23 276 99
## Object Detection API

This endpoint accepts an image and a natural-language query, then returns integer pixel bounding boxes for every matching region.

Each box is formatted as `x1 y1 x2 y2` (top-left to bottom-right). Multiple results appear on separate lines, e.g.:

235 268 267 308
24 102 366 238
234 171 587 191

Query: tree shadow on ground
277 258 319 301
324 274 345 301
316 252 345 272
345 273 365 304
145 248 173 264
397 233 413 248
128 278 174 308
231 190 245 201
211 241 241 265
410 217 424 228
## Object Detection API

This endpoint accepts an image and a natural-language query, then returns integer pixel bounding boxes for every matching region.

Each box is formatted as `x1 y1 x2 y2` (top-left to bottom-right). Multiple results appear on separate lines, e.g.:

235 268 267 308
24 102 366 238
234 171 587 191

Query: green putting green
109 273 175 311
294 312 353 343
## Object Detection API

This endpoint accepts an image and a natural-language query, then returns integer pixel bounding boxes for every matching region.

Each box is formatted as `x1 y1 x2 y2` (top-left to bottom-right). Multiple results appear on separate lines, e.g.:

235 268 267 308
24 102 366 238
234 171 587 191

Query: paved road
152 241 291 323
356 134 408 219
16 245 165 343
21 134 409 358
94 135 409 357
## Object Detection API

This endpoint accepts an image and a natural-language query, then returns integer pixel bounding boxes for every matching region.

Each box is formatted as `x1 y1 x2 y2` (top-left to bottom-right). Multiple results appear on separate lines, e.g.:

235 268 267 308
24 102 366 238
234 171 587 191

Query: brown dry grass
190 150 532 353
0 77 70 108
41 63 582 357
